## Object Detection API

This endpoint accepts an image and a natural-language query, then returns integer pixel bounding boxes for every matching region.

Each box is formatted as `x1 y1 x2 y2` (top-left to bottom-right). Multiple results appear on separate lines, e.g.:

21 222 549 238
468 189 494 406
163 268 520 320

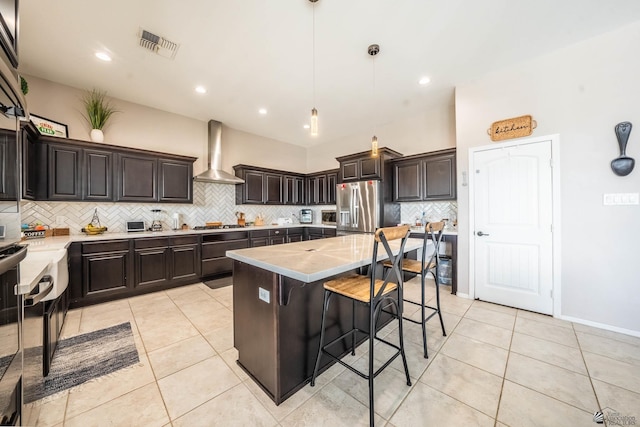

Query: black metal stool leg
420 271 429 358
311 290 331 387
351 299 357 355
397 287 412 386
434 265 447 337
368 302 376 427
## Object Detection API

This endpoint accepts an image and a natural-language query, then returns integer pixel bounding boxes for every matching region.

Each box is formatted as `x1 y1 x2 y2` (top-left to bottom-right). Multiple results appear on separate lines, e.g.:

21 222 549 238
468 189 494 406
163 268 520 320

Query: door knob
476 231 490 236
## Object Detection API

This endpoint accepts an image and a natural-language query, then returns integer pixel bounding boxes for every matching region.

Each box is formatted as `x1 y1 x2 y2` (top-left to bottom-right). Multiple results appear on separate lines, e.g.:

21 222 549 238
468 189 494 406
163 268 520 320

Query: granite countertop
226 234 426 283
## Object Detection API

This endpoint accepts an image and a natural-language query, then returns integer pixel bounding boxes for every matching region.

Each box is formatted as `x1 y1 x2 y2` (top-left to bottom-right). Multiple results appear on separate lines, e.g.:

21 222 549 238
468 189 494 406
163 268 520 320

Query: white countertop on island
226 234 425 283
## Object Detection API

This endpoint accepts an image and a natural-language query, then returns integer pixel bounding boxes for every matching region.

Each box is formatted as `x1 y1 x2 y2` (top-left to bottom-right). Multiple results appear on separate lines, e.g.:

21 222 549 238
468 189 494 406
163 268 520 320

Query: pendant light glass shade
371 135 379 157
311 108 318 136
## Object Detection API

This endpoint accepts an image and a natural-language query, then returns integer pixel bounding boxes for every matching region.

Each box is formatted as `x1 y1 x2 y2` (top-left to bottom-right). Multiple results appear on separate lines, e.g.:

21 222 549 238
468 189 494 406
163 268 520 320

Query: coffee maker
150 209 163 231
300 209 313 224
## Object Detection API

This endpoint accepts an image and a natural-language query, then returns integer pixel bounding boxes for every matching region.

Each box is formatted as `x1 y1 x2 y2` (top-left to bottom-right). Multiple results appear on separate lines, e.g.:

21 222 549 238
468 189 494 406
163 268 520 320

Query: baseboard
558 315 640 338
454 292 471 299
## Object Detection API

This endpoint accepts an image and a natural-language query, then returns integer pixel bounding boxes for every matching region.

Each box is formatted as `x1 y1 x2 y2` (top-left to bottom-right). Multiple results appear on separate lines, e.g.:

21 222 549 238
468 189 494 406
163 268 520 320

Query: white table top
226 234 426 283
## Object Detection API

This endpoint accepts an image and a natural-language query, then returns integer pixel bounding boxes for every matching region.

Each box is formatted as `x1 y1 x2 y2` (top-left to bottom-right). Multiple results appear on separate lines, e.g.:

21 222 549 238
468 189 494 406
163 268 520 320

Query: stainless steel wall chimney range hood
193 120 245 184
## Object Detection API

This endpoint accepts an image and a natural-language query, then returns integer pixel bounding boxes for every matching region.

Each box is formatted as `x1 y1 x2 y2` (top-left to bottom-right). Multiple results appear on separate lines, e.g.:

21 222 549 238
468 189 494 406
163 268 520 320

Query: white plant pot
90 129 104 142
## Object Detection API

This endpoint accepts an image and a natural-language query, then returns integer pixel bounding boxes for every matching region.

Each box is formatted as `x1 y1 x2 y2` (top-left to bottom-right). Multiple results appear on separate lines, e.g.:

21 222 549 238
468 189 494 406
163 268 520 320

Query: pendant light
368 44 380 156
309 0 319 136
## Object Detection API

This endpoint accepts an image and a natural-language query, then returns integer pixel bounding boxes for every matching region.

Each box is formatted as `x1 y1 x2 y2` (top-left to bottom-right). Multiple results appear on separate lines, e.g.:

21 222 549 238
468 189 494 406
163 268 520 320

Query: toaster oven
321 210 336 225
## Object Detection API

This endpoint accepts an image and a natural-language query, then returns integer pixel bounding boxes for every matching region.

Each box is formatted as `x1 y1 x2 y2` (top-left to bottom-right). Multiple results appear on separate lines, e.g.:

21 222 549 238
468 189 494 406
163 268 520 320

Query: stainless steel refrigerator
336 180 400 234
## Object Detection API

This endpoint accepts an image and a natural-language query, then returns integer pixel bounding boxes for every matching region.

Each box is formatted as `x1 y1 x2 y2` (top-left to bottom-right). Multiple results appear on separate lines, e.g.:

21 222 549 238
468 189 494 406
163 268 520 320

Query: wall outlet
603 193 639 205
258 287 270 303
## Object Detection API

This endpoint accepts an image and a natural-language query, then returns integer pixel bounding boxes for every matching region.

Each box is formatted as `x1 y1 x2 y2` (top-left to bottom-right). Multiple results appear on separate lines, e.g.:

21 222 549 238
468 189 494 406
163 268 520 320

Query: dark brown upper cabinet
0 129 17 201
22 131 195 203
336 147 402 183
116 154 157 202
283 175 305 205
234 165 293 205
306 169 338 205
392 148 456 202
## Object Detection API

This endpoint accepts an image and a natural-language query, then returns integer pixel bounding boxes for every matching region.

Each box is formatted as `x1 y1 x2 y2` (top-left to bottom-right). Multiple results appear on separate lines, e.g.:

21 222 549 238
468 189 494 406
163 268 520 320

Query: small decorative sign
30 114 69 138
487 115 536 141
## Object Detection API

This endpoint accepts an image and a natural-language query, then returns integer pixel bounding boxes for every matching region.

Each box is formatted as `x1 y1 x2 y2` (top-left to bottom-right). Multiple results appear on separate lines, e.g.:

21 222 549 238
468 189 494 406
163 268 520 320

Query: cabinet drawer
202 239 249 259
82 240 130 254
201 258 233 277
202 231 248 242
270 229 284 236
287 227 304 235
134 237 169 249
169 235 199 246
250 229 270 238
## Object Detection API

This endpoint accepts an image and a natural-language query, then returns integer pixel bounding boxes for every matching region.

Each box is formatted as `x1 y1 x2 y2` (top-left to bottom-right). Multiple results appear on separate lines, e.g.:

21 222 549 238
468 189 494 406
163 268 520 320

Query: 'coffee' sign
488 115 537 141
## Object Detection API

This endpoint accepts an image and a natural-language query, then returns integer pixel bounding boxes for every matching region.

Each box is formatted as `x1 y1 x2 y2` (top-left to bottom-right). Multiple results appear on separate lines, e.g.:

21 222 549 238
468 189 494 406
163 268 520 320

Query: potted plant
82 89 119 142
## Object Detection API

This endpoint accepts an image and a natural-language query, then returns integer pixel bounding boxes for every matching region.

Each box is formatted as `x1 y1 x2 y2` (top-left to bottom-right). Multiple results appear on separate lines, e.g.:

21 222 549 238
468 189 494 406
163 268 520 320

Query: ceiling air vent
138 28 179 59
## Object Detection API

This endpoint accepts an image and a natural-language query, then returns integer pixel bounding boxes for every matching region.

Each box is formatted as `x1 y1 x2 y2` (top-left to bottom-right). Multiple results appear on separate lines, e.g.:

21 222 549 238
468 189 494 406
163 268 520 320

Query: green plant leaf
81 89 119 130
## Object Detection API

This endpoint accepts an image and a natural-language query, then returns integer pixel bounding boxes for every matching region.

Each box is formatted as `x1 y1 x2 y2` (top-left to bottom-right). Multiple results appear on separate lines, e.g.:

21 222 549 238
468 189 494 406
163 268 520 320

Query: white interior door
473 140 553 314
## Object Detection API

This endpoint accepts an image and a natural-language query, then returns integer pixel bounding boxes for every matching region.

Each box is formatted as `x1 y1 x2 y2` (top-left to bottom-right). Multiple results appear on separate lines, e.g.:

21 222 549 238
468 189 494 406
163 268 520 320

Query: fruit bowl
82 226 108 235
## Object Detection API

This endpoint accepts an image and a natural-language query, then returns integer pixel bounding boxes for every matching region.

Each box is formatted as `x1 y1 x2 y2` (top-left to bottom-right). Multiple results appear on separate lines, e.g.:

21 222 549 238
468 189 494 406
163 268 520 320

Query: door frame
468 134 562 316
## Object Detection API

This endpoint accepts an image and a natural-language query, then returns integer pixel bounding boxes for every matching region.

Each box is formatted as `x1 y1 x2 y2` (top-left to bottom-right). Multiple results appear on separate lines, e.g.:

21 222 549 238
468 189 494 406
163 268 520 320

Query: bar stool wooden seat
383 221 446 358
310 225 411 426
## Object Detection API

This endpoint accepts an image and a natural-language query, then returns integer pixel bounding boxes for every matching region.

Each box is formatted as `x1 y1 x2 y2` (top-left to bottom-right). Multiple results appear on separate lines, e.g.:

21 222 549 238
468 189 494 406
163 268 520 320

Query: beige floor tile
592 379 640 422
510 332 587 374
23 391 68 427
516 309 573 329
158 356 241 420
77 308 136 335
173 383 277 427
440 333 508 376
165 283 204 297
454 317 513 349
420 354 502 417
167 287 212 307
389 382 494 427
186 306 233 334
243 377 317 422
505 352 597 411
148 335 216 379
573 323 640 347
497 380 592 427
514 316 578 347
177 297 226 318
472 299 518 315
401 318 448 353
280 383 383 426
464 305 515 330
65 383 169 427
331 355 413 420
220 347 250 381
577 331 640 366
583 351 640 394
59 308 81 339
129 293 177 316
138 321 201 353
65 353 156 419
202 324 235 353
434 293 473 317
373 333 435 380
80 298 131 317
133 308 192 334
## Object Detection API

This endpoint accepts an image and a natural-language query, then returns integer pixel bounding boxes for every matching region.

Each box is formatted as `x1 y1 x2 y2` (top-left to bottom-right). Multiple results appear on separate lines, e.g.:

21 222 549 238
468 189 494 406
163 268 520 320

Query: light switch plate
603 193 639 205
258 287 270 303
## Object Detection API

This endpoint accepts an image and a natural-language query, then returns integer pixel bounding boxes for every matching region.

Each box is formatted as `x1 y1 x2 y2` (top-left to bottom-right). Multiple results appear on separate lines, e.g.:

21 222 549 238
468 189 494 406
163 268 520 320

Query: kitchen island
226 234 423 404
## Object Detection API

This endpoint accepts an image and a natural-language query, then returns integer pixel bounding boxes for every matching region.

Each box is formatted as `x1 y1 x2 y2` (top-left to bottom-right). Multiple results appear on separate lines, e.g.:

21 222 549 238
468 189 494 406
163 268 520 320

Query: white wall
306 101 456 171
455 22 640 332
22 76 307 175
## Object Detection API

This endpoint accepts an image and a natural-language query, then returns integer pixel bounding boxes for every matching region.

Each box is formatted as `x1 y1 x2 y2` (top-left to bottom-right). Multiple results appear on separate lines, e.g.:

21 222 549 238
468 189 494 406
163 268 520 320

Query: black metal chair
310 225 412 426
383 221 446 358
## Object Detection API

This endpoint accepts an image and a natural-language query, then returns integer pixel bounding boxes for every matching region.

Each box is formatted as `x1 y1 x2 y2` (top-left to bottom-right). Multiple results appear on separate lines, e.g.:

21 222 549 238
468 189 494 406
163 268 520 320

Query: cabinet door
316 175 327 204
0 130 17 201
243 171 265 204
116 154 157 202
327 172 337 205
393 160 423 202
82 251 130 298
287 234 303 243
250 237 269 247
341 160 359 182
48 143 82 200
283 175 305 205
169 244 199 281
306 176 317 205
159 159 193 203
264 173 283 204
269 236 286 245
135 247 170 287
359 157 380 180
424 154 456 200
84 149 113 200
21 124 41 200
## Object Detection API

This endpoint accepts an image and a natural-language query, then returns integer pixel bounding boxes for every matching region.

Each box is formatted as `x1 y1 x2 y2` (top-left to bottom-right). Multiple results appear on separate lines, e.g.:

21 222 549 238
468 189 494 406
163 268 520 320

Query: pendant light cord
372 52 376 136
312 3 316 106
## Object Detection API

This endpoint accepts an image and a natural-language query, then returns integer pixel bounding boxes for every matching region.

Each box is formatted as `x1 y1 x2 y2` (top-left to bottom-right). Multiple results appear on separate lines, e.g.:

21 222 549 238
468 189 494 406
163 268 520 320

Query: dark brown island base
227 234 423 404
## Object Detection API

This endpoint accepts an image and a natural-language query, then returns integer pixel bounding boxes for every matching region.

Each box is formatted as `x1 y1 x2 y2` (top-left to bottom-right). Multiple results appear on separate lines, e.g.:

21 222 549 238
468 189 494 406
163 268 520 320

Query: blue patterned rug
24 322 139 403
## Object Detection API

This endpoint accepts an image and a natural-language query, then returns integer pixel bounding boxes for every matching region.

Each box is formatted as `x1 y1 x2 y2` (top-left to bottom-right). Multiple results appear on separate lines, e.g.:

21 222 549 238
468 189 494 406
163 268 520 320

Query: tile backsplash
20 182 456 234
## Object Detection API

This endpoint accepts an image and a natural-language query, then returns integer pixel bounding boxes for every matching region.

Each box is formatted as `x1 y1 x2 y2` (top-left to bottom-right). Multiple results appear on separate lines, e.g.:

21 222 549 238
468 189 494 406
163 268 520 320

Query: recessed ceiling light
258 108 267 115
418 76 431 85
303 124 310 129
195 86 207 94
95 52 112 62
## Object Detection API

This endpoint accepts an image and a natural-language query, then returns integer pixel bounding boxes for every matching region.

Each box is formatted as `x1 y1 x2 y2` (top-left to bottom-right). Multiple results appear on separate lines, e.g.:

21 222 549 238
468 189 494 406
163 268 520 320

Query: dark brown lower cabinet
80 240 132 300
169 237 200 281
201 231 249 277
306 227 336 240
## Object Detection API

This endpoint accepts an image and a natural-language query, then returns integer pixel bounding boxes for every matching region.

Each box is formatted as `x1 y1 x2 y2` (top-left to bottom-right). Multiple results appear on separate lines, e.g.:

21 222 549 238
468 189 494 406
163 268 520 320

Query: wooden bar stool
310 225 411 426
384 221 446 358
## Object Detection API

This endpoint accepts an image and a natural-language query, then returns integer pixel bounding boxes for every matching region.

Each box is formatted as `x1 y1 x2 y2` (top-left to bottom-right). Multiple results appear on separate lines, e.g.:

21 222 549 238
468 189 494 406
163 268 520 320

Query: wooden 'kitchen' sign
487 115 537 141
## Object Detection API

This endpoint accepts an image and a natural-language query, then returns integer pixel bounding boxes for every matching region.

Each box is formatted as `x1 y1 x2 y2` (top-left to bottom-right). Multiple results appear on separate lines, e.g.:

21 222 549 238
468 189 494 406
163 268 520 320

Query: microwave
321 210 336 225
